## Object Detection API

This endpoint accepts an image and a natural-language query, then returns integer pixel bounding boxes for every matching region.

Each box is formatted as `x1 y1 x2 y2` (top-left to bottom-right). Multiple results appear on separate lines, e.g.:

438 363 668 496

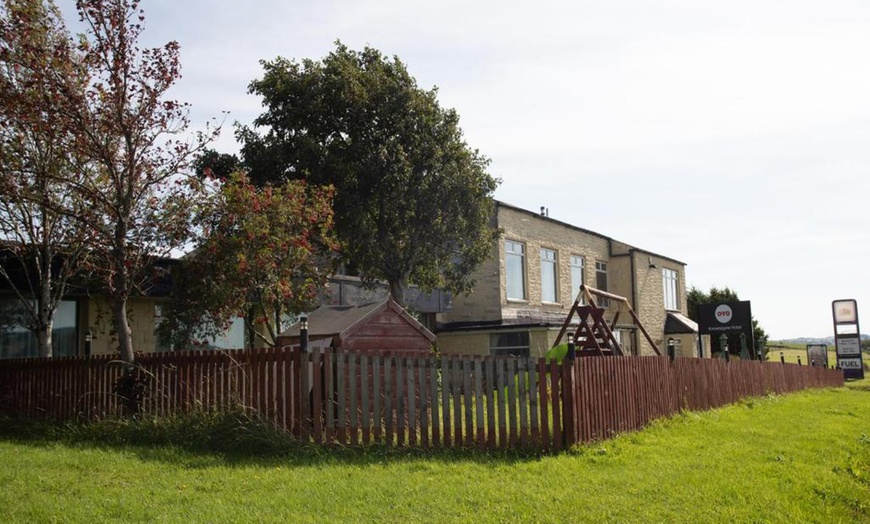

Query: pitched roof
279 299 435 342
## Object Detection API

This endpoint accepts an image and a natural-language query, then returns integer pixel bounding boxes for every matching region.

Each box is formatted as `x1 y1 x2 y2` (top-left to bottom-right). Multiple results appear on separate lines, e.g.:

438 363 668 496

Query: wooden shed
276 299 435 354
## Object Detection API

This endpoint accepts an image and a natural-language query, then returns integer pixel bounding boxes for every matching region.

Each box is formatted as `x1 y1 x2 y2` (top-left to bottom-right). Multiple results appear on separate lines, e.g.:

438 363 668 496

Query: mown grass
765 342 869 368
1 385 868 523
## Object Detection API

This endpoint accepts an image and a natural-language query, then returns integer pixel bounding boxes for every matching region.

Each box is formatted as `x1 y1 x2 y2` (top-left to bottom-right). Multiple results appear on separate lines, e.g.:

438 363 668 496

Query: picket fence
0 349 843 451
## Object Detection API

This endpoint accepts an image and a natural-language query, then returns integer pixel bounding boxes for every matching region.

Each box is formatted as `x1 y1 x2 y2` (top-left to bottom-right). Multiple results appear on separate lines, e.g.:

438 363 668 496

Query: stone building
436 201 701 358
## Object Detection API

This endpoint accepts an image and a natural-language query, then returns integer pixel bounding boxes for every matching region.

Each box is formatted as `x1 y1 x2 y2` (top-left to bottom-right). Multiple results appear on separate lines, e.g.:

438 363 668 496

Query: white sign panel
838 358 864 370
836 337 861 356
833 300 858 324
837 338 861 355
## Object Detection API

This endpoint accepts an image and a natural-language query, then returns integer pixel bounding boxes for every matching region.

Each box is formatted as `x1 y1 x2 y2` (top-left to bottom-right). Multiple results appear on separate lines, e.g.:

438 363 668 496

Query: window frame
595 261 609 307
489 330 531 358
540 247 558 303
505 240 527 301
662 268 679 311
570 255 585 304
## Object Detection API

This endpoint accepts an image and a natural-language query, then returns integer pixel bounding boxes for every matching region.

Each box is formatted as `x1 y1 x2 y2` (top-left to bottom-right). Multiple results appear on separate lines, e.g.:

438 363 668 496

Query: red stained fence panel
0 351 844 451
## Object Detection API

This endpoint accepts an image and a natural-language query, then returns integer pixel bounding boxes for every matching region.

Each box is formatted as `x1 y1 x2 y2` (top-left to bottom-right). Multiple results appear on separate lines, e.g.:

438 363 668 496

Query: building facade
436 202 700 358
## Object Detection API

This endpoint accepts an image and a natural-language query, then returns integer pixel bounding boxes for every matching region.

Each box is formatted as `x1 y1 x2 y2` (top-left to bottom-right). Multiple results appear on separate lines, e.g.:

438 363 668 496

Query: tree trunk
113 296 135 363
37 278 54 358
36 320 53 359
389 279 406 307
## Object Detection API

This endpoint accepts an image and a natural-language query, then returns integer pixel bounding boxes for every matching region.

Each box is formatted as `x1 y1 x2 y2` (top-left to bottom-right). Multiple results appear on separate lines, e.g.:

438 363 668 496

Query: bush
0 407 298 457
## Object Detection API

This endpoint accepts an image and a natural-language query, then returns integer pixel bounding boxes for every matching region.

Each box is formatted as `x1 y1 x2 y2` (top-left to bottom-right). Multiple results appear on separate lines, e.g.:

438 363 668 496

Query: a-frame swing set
552 285 662 357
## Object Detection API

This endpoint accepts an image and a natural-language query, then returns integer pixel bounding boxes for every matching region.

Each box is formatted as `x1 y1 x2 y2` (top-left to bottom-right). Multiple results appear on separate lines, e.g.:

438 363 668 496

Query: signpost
698 301 755 359
806 344 828 368
832 299 864 380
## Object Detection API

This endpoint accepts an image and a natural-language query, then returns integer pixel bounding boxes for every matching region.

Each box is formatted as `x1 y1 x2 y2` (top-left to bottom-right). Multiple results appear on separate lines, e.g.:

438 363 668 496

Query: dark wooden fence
0 350 843 450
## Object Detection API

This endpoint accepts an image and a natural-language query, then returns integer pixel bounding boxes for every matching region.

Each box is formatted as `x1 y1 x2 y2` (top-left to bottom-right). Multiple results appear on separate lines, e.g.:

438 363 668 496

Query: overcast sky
58 0 870 339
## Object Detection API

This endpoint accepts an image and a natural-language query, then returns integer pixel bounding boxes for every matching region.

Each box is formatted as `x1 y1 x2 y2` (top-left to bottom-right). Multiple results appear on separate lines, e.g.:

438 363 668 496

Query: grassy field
766 341 870 368
1 384 868 523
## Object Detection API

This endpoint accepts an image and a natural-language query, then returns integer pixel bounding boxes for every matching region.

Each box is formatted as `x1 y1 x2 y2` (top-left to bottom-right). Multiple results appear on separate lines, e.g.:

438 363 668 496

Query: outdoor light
84 329 92 359
299 315 309 353
567 332 576 360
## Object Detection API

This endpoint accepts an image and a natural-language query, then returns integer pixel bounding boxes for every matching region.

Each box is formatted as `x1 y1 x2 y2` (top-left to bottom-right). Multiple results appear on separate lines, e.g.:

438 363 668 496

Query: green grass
766 341 870 369
1 385 869 523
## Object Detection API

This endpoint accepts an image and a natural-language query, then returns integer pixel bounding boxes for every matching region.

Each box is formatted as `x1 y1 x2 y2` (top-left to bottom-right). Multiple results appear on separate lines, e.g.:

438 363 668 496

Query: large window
489 331 530 357
595 261 609 307
540 248 557 303
505 240 526 300
570 255 585 303
0 299 78 358
663 268 679 310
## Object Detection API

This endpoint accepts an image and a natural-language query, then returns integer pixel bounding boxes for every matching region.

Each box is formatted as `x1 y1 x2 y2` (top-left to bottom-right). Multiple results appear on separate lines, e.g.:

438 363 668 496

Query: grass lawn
766 342 869 368
1 384 868 523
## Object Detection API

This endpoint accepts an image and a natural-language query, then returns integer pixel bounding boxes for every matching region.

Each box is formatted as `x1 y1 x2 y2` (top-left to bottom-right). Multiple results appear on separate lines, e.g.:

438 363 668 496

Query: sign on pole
832 299 864 380
806 344 828 367
698 301 755 358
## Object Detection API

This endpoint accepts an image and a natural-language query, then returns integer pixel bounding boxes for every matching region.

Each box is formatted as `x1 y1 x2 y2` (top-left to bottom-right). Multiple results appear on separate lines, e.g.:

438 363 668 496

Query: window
570 255 585 303
505 240 526 300
540 248 557 303
663 268 679 310
0 299 77 358
489 331 530 357
595 261 609 307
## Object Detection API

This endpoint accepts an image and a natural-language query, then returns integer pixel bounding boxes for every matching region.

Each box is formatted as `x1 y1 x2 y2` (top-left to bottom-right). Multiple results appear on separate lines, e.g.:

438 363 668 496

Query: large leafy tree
0 0 91 357
687 286 769 358
238 43 499 306
158 172 338 349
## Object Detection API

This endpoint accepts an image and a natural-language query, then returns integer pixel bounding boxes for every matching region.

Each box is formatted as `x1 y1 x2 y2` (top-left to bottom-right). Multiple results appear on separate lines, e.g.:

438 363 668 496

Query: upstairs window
570 255 585 304
663 268 679 310
505 240 526 300
595 261 609 307
540 248 557 303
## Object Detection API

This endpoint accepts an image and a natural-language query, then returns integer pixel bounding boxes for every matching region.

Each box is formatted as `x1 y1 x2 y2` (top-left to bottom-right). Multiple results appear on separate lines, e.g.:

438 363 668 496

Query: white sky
57 0 870 339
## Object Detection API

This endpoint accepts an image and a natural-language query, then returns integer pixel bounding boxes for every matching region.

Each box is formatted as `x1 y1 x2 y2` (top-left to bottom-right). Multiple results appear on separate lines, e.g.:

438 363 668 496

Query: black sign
698 301 752 336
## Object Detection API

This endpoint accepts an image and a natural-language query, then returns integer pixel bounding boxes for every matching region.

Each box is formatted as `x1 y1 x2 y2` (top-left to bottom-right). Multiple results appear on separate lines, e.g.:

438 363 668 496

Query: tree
0 0 91 357
58 0 217 363
238 43 499 306
687 286 769 358
158 172 338 349
193 148 239 181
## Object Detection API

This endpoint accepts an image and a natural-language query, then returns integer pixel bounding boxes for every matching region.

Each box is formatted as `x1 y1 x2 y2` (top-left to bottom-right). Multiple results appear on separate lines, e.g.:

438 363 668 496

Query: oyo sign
715 305 733 323
698 301 752 336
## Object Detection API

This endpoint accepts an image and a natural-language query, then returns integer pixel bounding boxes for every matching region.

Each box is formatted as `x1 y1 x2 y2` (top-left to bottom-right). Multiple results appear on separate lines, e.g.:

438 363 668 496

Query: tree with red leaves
0 0 92 357
2 0 217 363
159 172 338 349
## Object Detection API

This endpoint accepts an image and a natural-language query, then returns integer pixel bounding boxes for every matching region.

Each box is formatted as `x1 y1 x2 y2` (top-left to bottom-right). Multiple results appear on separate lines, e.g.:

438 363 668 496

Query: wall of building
494 205 612 324
82 297 160 356
437 202 694 359
436 331 490 356
439 240 503 326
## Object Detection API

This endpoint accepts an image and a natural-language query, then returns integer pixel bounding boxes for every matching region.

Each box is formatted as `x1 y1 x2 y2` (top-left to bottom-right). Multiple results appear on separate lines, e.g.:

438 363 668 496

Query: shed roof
279 299 436 342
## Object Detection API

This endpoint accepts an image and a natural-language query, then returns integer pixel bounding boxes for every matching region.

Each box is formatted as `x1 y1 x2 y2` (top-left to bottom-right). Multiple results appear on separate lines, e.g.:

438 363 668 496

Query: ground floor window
0 299 78 358
489 331 530 357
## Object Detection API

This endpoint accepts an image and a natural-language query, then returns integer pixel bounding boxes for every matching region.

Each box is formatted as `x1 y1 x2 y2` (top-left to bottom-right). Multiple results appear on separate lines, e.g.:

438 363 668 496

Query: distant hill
778 334 869 346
